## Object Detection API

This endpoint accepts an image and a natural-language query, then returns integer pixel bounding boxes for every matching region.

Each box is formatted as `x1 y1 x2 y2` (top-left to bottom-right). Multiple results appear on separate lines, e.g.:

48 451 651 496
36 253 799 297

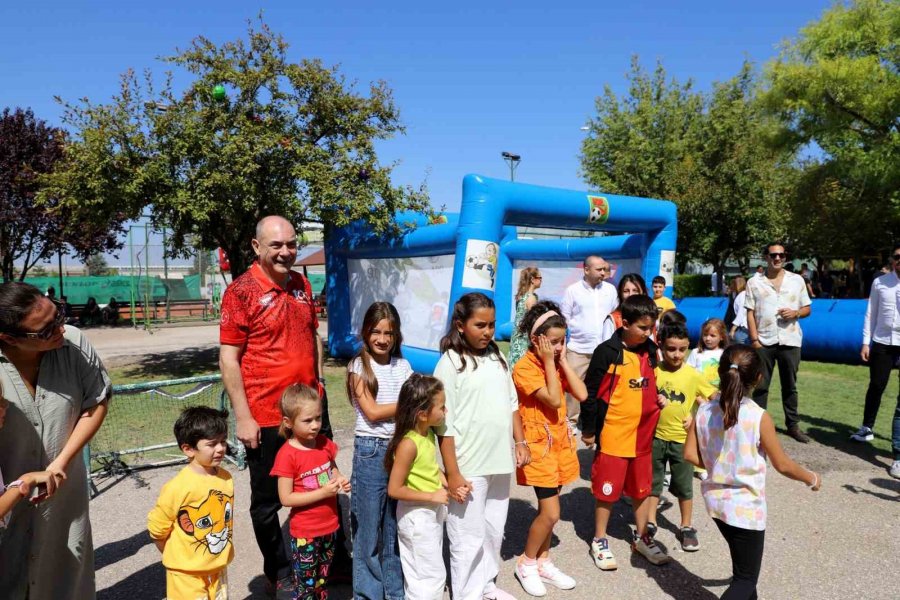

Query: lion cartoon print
178 490 234 555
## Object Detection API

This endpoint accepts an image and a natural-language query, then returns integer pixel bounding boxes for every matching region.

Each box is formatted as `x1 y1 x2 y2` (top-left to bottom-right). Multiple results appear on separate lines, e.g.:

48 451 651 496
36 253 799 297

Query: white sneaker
538 560 576 590
850 426 874 442
890 460 900 480
590 537 617 570
514 560 547 597
633 534 671 565
483 586 518 600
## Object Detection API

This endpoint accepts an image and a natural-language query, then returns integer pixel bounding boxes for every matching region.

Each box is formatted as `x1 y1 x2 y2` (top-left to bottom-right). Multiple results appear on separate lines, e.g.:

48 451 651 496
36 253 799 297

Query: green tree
46 19 431 277
675 63 796 280
580 57 703 204
763 0 900 257
580 59 791 275
85 252 109 276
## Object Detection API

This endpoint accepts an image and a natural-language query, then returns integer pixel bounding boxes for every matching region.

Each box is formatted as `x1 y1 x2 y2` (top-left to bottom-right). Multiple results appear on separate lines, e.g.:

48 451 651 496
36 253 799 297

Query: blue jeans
732 326 750 345
350 437 404 599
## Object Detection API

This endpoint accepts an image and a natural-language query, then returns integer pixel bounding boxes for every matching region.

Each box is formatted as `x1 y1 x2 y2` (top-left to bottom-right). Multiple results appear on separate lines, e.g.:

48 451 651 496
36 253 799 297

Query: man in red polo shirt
219 215 327 594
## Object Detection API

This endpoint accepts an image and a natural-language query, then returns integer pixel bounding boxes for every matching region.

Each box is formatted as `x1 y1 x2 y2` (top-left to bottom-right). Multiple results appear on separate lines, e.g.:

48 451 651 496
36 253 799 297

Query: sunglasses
8 302 66 340
892 254 900 261
768 252 787 259
532 275 543 280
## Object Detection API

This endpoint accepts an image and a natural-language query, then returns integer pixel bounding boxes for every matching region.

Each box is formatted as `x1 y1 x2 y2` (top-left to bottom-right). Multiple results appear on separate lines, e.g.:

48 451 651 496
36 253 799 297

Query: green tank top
404 429 441 493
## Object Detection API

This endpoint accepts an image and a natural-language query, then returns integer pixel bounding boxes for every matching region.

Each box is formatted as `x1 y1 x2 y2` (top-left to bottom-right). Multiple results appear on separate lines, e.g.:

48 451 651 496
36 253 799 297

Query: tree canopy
580 59 792 273
46 19 431 276
763 0 900 259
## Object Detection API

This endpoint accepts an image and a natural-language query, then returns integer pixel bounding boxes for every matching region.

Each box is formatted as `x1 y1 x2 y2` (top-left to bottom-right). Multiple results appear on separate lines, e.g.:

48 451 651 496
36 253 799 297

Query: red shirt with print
220 262 319 427
269 436 339 539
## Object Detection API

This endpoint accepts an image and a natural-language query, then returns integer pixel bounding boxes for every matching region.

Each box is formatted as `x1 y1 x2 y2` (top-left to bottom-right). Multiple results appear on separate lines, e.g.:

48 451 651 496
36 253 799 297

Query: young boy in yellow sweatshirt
148 407 234 599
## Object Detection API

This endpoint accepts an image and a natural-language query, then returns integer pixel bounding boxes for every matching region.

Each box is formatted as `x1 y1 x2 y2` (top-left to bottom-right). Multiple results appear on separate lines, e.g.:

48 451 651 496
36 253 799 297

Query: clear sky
1 1 832 264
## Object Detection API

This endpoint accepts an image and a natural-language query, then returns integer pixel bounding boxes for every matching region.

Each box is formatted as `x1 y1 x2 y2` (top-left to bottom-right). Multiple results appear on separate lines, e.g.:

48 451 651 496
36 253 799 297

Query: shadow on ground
118 346 220 381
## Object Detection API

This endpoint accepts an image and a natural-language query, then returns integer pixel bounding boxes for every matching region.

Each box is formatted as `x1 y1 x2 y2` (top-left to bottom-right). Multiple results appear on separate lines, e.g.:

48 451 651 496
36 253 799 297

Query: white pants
446 473 511 600
397 501 447 600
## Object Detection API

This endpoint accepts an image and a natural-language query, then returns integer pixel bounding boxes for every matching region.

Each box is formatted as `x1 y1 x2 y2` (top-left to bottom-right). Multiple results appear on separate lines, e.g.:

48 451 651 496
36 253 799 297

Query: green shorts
651 438 693 500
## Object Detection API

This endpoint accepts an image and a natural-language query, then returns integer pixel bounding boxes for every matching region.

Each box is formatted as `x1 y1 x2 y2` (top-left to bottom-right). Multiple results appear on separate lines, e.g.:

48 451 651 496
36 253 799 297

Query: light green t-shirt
433 349 518 477
404 429 441 492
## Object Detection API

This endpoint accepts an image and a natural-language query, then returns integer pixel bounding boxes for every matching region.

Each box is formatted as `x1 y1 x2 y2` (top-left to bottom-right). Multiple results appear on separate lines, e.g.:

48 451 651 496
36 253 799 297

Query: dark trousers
714 518 765 600
247 426 290 582
752 344 802 428
862 342 900 459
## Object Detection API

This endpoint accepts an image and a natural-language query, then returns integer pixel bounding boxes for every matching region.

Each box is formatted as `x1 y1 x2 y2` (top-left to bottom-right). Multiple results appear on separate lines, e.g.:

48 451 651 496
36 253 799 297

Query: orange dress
512 351 579 488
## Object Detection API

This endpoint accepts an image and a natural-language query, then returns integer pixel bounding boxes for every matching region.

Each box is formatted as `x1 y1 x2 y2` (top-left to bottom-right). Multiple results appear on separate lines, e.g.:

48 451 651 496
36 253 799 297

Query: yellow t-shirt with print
654 364 717 443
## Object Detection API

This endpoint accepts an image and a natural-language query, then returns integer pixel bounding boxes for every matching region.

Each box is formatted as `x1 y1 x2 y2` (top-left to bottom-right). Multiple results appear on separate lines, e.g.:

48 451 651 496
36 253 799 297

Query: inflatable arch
326 174 677 373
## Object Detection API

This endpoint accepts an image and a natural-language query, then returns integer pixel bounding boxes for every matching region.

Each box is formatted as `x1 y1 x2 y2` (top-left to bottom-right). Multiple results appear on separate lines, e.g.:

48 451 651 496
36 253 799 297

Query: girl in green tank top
385 374 451 599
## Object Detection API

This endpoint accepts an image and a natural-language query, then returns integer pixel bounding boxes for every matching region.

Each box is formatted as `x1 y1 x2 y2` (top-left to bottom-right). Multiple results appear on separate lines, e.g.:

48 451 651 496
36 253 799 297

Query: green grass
768 360 897 455
95 345 898 474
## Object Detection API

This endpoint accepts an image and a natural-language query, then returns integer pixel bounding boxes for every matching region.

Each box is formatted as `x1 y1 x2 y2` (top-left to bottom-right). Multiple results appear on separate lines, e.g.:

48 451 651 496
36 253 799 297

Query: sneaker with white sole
850 426 874 442
678 526 700 552
514 560 547 597
590 537 617 570
483 586 518 600
633 534 671 565
890 460 900 480
538 560 576 590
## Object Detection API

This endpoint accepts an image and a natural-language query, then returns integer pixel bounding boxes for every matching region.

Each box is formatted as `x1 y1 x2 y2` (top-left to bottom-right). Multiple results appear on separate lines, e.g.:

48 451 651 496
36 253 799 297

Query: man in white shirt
559 256 618 430
852 244 900 479
746 243 813 443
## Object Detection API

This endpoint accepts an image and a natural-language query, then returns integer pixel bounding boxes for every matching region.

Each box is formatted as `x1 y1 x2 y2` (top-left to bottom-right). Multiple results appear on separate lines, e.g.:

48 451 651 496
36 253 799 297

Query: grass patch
768 360 897 456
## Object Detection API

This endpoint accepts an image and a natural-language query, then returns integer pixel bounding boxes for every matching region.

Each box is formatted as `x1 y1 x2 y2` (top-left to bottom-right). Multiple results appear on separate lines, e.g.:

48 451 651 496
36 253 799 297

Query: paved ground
83 325 900 599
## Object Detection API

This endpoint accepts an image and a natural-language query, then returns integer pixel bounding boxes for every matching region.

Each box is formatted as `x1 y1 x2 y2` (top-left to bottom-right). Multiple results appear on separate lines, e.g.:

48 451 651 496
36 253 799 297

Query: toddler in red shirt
271 383 351 599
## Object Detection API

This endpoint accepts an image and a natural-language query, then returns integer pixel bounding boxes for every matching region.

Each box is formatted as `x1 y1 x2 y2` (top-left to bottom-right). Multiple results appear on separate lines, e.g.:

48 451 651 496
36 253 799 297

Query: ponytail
716 345 762 430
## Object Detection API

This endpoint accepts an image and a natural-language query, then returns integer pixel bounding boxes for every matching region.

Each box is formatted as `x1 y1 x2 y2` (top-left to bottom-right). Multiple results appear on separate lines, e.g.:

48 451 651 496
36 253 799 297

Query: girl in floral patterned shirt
684 344 821 600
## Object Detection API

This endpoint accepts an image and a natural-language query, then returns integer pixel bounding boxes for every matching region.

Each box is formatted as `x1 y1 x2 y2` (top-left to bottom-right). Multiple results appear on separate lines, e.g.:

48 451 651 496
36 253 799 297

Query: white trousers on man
397 500 447 600
446 473 511 600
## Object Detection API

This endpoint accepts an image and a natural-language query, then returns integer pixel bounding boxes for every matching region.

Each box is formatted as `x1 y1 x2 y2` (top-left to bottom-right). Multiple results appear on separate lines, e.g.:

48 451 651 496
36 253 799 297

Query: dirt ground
83 324 900 600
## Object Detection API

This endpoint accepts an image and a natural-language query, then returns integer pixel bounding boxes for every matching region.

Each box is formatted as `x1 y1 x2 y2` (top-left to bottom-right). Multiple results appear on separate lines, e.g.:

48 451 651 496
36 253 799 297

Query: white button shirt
745 271 812 347
559 278 619 354
863 270 900 346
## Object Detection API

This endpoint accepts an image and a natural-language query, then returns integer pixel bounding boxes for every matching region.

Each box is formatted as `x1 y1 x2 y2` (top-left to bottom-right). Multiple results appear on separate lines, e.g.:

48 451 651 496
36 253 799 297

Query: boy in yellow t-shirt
649 322 715 552
148 407 234 600
651 276 676 316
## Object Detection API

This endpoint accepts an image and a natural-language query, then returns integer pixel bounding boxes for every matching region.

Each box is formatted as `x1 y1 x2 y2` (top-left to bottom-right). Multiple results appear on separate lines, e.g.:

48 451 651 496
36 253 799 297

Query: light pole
501 151 521 182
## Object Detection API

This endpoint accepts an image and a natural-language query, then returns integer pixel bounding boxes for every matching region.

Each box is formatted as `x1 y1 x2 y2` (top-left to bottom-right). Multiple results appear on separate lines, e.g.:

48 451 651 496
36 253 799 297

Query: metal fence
86 375 244 495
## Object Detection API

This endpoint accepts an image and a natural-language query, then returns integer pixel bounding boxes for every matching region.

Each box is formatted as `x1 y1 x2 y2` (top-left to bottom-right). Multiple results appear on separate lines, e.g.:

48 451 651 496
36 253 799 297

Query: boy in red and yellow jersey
581 295 671 571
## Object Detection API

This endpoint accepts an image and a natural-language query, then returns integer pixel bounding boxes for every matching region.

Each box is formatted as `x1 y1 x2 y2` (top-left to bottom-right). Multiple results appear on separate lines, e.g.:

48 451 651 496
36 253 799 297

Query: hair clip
729 363 739 370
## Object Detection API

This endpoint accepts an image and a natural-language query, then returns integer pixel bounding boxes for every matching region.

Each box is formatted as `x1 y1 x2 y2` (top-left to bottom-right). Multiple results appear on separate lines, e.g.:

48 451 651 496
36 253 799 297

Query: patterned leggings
290 532 337 600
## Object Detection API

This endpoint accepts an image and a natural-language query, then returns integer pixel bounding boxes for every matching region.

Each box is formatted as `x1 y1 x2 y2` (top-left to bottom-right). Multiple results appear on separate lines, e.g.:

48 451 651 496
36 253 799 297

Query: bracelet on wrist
515 441 528 447
6 479 25 490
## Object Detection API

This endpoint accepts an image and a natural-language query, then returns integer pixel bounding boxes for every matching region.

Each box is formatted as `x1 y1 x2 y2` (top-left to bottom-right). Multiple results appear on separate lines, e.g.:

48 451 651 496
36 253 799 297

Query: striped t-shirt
350 356 413 438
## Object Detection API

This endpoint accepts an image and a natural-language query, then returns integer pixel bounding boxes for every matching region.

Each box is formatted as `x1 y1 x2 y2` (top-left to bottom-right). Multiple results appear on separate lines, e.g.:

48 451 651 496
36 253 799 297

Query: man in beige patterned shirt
745 243 812 443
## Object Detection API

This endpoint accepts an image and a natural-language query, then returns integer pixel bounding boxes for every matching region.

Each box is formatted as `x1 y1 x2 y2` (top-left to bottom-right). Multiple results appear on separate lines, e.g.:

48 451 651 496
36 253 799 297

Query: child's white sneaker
590 537 617 571
514 559 547 597
538 560 576 590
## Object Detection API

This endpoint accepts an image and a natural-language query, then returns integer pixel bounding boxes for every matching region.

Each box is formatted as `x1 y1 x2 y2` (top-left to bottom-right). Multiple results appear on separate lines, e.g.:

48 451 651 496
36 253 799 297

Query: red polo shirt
220 262 319 427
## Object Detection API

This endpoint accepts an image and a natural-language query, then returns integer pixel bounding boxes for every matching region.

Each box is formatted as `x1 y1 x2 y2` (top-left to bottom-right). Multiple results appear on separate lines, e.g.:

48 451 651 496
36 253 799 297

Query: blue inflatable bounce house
326 175 677 373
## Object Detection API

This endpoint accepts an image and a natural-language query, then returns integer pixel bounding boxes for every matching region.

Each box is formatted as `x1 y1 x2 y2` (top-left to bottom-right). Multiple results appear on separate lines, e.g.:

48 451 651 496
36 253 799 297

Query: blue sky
1 1 832 263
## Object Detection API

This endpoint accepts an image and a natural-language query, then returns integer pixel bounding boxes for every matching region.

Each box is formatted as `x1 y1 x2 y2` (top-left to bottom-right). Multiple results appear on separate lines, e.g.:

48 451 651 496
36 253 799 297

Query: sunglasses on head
768 252 787 259
6 302 65 340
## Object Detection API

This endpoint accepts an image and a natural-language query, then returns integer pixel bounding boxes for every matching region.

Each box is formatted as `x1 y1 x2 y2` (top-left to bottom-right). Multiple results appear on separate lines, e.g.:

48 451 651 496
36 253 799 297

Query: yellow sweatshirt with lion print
148 466 235 573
